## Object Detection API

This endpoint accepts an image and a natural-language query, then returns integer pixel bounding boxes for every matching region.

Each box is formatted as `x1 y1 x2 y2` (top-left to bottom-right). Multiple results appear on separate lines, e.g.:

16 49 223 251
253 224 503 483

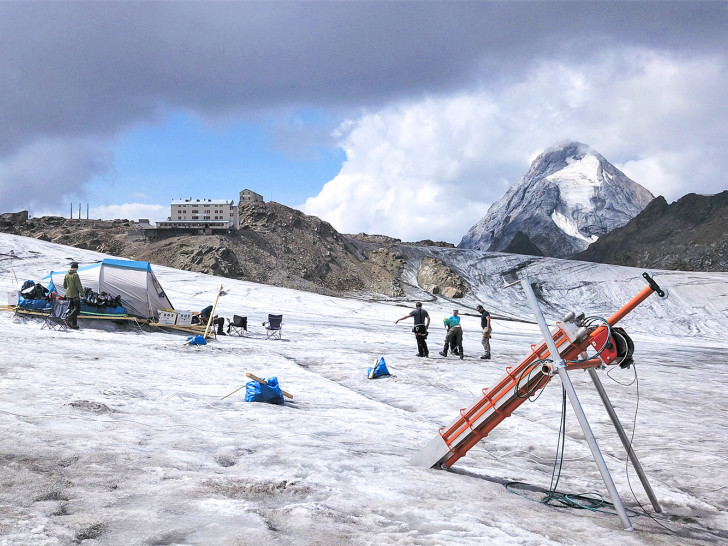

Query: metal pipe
587 368 662 513
521 278 633 531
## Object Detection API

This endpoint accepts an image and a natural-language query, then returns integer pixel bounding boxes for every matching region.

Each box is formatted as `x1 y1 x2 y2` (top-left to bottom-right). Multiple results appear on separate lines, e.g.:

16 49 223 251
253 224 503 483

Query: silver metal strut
587 367 662 513
520 278 634 531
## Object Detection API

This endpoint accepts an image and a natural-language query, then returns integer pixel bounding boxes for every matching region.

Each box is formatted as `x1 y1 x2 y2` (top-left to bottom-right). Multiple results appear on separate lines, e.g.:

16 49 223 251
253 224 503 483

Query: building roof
171 198 234 206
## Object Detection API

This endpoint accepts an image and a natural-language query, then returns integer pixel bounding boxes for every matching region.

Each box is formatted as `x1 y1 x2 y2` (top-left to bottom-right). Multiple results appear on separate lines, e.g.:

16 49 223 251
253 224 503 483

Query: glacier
1 232 727 545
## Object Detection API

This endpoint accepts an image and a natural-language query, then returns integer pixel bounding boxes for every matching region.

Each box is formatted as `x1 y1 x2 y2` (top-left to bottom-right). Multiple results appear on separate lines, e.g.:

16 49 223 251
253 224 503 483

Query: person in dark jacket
195 305 226 335
63 262 83 329
476 304 491 359
395 302 430 357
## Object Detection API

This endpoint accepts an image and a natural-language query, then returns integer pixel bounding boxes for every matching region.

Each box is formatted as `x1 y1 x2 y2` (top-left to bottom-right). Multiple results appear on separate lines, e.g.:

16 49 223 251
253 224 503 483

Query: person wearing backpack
440 309 464 359
63 262 84 329
395 301 430 357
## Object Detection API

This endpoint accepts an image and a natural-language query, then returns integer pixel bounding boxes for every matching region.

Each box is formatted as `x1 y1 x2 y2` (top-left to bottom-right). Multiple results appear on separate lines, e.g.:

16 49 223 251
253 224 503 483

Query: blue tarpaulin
367 357 390 379
17 298 50 311
186 335 207 346
245 376 285 404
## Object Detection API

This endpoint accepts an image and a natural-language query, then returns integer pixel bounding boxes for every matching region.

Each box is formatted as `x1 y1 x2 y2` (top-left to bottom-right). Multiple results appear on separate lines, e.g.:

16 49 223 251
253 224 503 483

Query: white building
156 198 239 231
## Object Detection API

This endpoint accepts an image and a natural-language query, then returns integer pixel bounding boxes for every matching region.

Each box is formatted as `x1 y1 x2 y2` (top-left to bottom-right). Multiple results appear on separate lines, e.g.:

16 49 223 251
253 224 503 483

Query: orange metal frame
438 284 656 468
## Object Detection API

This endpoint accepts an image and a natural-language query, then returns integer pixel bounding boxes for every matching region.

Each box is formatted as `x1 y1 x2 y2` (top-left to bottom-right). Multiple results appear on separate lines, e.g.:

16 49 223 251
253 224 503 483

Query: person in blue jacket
193 305 226 335
440 309 463 359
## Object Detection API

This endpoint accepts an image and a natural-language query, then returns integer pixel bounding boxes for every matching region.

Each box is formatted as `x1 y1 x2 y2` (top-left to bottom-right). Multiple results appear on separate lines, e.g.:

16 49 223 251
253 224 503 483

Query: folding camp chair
263 314 283 340
42 298 70 331
226 315 248 336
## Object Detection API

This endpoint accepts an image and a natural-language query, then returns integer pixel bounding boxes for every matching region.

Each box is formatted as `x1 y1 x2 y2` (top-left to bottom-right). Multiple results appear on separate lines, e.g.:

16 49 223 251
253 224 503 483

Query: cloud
303 49 728 242
0 137 114 213
1 2 725 153
1 3 726 236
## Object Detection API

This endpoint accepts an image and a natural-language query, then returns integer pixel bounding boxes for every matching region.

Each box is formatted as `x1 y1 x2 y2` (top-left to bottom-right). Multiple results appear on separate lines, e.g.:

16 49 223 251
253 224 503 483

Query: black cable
543 385 567 503
514 359 550 402
506 376 643 520
566 315 612 364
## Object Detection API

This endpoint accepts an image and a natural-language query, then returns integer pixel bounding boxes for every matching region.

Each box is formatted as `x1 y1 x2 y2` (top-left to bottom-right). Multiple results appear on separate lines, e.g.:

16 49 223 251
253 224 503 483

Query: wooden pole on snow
203 284 223 339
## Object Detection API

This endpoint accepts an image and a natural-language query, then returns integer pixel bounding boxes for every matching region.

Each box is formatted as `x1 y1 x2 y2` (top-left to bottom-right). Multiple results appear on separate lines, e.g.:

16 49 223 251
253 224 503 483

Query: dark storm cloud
1 1 726 155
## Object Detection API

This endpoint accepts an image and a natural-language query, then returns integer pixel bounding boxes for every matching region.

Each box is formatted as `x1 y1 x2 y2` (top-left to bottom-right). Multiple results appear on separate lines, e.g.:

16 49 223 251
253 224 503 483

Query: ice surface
1 233 727 545
551 210 599 244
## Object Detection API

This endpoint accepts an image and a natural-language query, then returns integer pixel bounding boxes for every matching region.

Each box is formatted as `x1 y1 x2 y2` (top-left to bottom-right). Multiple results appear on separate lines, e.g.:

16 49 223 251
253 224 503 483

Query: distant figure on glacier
395 302 430 357
476 304 492 360
440 310 464 359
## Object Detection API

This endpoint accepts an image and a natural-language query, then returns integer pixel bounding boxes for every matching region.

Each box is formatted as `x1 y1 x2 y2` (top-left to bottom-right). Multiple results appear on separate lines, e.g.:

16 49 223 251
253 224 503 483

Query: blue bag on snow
186 335 207 345
245 376 285 404
367 357 390 379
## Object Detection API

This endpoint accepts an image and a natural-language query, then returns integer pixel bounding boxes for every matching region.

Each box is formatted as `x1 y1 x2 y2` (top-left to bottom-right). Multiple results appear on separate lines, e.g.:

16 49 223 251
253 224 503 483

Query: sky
2 231 728 543
1 1 727 244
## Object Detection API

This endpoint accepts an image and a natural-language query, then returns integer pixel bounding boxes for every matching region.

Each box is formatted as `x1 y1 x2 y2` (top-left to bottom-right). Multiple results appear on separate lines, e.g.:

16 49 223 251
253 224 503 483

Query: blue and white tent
44 259 173 320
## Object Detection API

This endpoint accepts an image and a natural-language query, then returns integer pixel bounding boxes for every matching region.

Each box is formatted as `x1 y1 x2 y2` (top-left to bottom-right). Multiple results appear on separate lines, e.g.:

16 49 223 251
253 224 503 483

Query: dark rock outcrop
502 231 544 257
576 191 728 271
0 210 29 224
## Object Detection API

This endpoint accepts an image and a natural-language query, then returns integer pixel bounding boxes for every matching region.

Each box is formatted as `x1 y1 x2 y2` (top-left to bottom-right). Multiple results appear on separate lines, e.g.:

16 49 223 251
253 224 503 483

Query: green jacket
63 270 83 299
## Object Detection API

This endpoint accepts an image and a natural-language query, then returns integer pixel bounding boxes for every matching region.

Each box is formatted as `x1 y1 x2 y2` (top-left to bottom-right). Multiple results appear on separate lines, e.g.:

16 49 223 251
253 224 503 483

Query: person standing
395 301 430 357
476 304 491 360
440 309 463 359
63 261 83 329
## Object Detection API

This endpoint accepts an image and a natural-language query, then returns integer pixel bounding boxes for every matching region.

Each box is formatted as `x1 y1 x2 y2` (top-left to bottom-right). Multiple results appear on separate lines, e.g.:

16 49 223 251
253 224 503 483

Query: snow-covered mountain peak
458 141 654 258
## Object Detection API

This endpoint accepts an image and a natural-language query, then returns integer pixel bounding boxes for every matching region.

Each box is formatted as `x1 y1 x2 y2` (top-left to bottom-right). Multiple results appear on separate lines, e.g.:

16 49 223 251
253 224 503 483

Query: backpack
412 309 428 337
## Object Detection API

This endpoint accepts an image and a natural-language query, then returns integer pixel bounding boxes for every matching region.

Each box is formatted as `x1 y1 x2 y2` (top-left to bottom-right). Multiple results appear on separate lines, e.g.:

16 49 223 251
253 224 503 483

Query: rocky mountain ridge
576 191 728 271
0 202 466 299
459 142 655 258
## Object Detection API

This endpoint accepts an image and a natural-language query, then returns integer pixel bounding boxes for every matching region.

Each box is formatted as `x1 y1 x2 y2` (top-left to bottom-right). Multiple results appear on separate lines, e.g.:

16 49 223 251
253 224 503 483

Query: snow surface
1 233 727 545
545 153 603 244
545 153 602 212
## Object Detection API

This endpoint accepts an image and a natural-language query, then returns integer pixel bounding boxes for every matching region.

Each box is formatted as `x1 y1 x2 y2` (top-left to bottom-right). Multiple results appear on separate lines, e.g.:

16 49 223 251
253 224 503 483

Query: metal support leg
521 279 633 531
587 368 662 513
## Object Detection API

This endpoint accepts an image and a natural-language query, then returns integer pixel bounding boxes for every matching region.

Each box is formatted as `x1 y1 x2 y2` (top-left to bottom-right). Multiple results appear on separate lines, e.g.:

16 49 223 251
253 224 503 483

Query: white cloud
0 137 114 213
303 49 728 242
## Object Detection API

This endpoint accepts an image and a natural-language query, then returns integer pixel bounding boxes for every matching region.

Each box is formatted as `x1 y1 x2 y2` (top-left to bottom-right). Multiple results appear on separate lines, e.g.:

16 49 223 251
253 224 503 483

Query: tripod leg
587 368 662 513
